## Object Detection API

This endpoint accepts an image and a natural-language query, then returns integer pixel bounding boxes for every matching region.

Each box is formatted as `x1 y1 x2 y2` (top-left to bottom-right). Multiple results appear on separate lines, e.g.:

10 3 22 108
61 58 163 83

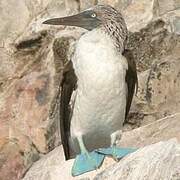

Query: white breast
70 29 128 152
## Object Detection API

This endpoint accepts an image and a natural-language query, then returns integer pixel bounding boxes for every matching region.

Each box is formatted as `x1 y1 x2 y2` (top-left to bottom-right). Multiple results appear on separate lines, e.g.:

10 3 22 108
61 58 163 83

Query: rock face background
0 0 180 180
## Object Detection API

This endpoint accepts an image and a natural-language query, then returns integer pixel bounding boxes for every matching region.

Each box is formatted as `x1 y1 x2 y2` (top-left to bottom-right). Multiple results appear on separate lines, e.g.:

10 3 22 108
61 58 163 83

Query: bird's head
43 5 125 31
43 5 128 51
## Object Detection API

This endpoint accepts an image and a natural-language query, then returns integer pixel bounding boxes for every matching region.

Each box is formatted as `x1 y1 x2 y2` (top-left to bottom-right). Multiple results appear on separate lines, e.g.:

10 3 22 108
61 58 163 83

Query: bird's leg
95 130 137 160
72 136 105 176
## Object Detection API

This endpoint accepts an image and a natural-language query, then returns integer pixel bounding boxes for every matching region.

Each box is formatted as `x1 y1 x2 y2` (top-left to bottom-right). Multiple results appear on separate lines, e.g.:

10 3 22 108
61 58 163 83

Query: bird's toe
95 147 137 160
72 151 105 176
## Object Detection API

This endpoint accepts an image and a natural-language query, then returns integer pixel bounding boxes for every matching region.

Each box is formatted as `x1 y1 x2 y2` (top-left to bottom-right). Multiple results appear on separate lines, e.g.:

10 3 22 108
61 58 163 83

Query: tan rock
0 141 39 180
0 18 56 180
157 0 180 16
127 51 180 127
98 0 119 8
23 112 180 180
121 113 180 147
0 0 59 48
99 0 180 35
0 71 53 152
79 0 97 10
95 139 180 180
162 9 180 34
23 139 180 180
19 148 108 180
0 0 180 180
99 0 157 32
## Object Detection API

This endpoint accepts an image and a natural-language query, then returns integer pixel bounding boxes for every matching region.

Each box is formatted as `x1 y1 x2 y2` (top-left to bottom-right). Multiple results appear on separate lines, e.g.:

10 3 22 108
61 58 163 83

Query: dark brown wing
60 61 77 160
122 49 138 120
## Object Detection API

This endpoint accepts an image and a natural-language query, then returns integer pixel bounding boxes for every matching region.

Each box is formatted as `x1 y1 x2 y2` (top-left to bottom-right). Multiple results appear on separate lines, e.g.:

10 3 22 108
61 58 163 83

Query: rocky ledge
0 0 180 179
23 113 180 180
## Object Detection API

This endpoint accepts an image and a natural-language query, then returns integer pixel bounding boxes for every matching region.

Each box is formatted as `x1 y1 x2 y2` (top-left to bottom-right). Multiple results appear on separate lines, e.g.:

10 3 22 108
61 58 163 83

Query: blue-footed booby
43 4 138 176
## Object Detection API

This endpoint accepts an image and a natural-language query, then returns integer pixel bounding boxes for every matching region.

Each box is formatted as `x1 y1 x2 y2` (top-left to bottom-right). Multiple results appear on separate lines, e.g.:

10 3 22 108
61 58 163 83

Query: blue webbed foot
95 147 137 160
72 151 105 176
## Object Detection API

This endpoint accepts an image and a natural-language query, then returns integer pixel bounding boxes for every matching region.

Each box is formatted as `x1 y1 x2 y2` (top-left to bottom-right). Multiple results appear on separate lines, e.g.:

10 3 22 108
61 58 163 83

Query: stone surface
99 0 157 32
121 113 180 147
22 145 115 180
0 142 25 180
99 0 180 33
0 1 73 179
0 34 56 179
0 8 56 180
0 0 180 179
80 0 98 10
127 19 178 72
0 0 60 48
23 139 180 180
23 113 180 180
94 139 180 180
126 45 180 128
157 0 180 16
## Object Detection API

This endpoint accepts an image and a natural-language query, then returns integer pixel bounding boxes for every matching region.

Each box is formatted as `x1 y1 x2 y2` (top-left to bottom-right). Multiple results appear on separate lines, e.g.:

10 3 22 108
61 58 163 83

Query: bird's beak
43 12 101 30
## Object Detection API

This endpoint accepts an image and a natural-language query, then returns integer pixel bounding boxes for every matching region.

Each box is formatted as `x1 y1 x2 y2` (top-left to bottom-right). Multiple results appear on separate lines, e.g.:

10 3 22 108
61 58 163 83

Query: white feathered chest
70 29 128 152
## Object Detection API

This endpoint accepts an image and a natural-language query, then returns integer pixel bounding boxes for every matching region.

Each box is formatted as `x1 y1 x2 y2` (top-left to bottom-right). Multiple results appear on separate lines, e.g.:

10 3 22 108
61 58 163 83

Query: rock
0 30 55 150
94 139 180 180
1 0 180 179
23 139 180 180
99 0 157 32
0 27 82 179
99 0 180 34
98 0 117 9
0 0 77 178
162 9 180 35
22 145 115 180
64 0 79 15
121 113 180 147
0 142 25 180
8 72 52 152
157 0 180 16
0 62 56 179
0 20 55 180
80 0 97 10
23 112 180 180
0 0 60 48
127 19 178 72
0 141 39 180
126 47 180 127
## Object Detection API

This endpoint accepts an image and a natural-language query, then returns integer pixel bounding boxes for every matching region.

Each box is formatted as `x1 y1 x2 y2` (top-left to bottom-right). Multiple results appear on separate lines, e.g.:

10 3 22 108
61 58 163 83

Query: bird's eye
91 13 97 18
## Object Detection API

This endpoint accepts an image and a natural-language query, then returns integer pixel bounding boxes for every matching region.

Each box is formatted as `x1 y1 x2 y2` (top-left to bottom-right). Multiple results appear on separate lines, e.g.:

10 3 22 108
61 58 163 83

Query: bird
43 4 138 176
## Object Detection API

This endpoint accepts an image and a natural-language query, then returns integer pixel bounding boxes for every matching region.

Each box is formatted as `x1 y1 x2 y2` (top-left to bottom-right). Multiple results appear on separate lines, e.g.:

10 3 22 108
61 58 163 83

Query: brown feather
60 61 77 160
123 49 138 121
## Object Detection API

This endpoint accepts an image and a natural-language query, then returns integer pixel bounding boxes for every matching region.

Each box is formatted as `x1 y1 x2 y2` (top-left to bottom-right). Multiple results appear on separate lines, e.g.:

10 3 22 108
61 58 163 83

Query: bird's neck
81 29 116 52
82 28 126 53
101 20 128 53
76 28 127 66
